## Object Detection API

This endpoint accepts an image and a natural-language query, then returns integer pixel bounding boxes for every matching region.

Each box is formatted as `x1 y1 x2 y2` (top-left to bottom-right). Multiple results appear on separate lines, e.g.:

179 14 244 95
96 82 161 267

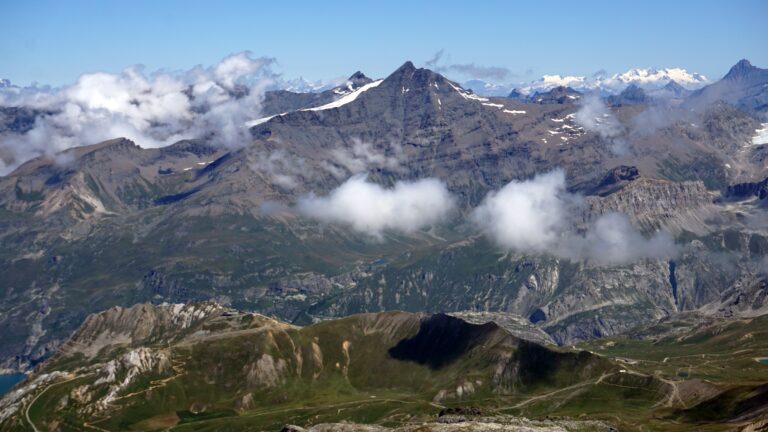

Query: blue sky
1 0 766 86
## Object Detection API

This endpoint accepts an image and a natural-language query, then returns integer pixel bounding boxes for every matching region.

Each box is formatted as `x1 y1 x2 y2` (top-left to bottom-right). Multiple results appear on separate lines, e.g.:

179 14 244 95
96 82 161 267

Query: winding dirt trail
511 373 607 409
25 374 90 432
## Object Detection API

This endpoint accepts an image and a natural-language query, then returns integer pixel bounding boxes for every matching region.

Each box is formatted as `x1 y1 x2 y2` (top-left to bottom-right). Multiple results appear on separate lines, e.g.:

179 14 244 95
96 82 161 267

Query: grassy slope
10 313 768 432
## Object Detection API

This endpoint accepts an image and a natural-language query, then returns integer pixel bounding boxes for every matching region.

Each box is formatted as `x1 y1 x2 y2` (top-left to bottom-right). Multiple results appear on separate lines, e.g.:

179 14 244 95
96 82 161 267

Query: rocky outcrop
529 86 581 104
85 347 172 413
448 311 556 346
261 72 373 116
582 178 716 234
59 303 224 360
701 275 768 318
244 353 288 388
607 84 648 106
724 176 768 202
589 165 640 196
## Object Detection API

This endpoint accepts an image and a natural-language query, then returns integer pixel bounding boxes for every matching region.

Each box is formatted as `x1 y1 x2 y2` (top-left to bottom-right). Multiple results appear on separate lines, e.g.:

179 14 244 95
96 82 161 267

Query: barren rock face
581 178 716 235
61 303 225 359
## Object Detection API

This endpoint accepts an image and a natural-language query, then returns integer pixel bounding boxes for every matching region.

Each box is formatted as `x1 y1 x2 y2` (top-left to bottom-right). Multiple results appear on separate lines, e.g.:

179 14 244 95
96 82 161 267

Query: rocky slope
0 60 767 373
687 59 768 114
261 72 373 116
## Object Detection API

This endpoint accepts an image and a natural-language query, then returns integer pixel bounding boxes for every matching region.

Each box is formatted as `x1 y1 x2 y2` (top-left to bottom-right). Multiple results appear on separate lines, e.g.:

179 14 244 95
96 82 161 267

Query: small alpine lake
0 373 26 396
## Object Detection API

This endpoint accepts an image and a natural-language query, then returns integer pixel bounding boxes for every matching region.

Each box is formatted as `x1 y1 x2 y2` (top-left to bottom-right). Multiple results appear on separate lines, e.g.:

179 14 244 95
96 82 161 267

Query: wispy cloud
424 50 513 81
328 139 403 174
248 139 406 191
574 93 629 155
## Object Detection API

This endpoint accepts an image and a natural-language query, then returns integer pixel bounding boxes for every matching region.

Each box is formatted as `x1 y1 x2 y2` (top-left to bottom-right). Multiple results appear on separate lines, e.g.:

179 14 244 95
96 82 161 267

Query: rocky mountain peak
589 165 641 196
386 61 426 80
685 59 768 113
394 60 416 74
663 79 684 91
375 60 453 97
348 71 370 83
724 59 757 81
661 79 690 97
531 86 581 104
600 165 640 185
508 88 525 100
610 84 648 105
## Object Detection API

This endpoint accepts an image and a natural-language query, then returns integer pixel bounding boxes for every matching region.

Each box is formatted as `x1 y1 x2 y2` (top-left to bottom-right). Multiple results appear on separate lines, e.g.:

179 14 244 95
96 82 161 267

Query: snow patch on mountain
305 80 383 111
447 81 490 102
246 80 384 126
752 124 768 146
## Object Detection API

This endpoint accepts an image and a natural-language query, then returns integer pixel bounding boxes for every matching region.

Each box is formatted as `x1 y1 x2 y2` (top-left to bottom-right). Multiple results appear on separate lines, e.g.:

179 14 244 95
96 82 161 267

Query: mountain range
463 66 709 97
0 58 767 430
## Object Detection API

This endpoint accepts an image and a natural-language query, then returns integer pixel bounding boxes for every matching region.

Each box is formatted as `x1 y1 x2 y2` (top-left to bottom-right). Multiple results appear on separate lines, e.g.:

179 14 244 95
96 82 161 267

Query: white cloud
297 175 454 238
213 52 273 90
0 52 276 175
471 170 569 252
472 170 678 265
574 93 628 155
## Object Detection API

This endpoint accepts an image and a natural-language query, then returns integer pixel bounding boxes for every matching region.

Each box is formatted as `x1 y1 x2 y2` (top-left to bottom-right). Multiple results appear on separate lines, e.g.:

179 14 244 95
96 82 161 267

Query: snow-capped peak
609 68 707 88
509 67 709 97
282 77 345 93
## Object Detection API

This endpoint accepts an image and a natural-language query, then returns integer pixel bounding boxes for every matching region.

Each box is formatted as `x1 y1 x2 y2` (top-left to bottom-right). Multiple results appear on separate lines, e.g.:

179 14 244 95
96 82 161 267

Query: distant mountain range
463 67 709 97
0 65 714 98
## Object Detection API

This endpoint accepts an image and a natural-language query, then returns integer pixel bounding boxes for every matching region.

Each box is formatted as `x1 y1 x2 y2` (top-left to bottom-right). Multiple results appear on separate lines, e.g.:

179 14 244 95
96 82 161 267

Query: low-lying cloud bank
297 169 677 265
472 170 678 265
0 52 275 175
297 175 455 238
